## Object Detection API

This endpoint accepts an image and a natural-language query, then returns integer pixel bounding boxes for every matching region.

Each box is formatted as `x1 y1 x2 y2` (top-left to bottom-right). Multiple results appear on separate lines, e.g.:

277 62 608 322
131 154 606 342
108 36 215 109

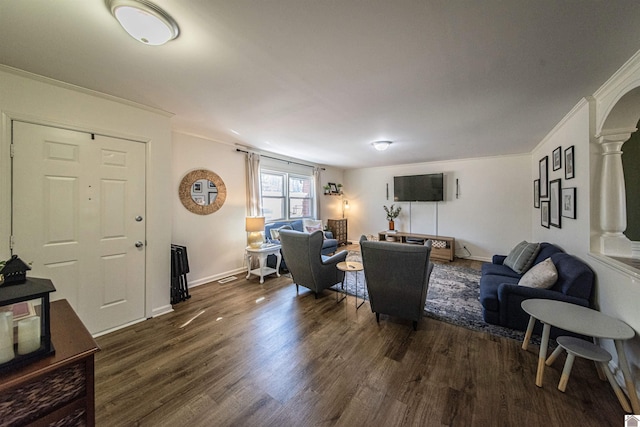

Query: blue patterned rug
333 251 538 344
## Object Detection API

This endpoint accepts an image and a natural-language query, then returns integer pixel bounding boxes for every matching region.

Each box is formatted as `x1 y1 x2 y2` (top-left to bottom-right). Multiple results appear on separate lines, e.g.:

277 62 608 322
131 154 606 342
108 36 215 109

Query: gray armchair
360 236 434 330
279 229 348 298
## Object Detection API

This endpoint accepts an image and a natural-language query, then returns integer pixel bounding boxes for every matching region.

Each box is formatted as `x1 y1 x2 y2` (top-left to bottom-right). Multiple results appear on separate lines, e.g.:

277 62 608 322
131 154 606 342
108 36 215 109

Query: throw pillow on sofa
302 219 326 239
270 225 292 241
504 240 541 274
518 257 557 289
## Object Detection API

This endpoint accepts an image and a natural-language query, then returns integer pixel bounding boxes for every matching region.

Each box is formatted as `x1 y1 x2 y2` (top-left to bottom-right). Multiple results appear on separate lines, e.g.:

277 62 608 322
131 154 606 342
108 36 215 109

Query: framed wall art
562 187 576 219
565 145 575 179
539 156 549 198
533 179 540 208
553 146 562 171
541 200 550 228
549 178 561 228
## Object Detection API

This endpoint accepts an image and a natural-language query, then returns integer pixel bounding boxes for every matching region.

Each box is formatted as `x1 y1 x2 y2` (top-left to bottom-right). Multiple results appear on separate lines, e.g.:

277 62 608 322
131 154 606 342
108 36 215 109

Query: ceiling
2 1 640 169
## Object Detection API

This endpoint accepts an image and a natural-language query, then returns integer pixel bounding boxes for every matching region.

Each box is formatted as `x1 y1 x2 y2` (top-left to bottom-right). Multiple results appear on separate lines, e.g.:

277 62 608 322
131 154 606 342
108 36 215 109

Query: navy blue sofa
480 242 595 339
264 220 338 271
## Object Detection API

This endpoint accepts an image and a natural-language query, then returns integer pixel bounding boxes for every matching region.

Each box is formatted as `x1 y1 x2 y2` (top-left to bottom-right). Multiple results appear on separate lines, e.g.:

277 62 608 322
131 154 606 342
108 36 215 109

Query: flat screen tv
394 173 444 202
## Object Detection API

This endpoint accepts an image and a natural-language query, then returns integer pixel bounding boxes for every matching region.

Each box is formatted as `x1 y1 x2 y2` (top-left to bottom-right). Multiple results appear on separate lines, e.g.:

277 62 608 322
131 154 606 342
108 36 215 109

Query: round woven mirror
179 169 227 215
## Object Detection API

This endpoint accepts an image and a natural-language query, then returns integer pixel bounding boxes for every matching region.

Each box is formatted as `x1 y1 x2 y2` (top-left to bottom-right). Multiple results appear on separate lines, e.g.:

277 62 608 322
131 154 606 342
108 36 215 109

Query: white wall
343 154 531 261
318 166 345 226
171 132 248 286
0 67 173 327
531 99 592 256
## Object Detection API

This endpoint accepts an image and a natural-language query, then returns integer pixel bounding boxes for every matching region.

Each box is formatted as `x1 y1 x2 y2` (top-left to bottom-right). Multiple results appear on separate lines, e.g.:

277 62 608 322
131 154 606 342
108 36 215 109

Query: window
261 169 315 222
289 175 313 219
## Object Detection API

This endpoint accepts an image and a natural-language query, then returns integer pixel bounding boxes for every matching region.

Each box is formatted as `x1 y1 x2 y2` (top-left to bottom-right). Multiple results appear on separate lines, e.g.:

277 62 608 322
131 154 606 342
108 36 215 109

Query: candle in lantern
17 316 41 355
0 312 15 363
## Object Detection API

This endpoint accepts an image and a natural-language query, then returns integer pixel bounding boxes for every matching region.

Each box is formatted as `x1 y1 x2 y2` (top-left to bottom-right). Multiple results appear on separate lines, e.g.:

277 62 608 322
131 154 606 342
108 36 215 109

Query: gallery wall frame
565 145 575 179
541 200 550 228
553 146 562 171
549 178 561 228
539 156 549 198
533 179 540 208
562 187 576 219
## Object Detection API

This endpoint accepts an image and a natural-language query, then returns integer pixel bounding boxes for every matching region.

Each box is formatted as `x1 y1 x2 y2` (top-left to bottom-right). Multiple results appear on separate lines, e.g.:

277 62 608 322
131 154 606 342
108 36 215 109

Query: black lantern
0 255 31 285
0 277 56 372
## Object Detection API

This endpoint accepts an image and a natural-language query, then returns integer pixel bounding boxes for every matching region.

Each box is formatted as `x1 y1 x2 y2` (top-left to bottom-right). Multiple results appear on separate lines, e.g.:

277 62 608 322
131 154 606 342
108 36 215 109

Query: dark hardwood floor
95 257 625 426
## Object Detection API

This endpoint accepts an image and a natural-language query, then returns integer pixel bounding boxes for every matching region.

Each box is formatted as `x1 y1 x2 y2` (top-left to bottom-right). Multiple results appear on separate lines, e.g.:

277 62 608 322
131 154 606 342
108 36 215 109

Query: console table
327 219 348 246
0 299 99 426
378 231 455 262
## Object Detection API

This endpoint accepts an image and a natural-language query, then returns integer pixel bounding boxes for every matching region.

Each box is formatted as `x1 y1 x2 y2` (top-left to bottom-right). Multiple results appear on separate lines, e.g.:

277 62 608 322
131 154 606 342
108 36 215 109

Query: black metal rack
170 244 191 304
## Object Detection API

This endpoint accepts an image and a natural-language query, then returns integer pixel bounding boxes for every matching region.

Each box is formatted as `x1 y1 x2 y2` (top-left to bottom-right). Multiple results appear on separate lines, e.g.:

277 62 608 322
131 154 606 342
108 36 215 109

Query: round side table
337 261 366 309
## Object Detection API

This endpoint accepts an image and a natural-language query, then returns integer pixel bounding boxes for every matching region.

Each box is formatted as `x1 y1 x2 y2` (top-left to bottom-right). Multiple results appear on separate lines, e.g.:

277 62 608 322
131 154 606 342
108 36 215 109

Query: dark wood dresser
327 218 348 246
0 299 99 426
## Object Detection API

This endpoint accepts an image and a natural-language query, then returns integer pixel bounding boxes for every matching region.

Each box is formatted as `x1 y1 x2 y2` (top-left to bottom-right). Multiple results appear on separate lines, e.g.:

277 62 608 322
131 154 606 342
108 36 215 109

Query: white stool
553 336 631 412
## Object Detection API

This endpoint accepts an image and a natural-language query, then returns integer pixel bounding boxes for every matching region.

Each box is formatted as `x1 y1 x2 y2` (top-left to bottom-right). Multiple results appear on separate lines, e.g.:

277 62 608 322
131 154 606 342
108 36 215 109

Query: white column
598 130 633 256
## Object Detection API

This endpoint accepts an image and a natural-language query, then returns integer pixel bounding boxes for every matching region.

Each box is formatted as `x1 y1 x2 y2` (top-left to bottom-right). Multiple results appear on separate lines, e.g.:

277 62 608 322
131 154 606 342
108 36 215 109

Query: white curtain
246 152 261 216
313 167 321 220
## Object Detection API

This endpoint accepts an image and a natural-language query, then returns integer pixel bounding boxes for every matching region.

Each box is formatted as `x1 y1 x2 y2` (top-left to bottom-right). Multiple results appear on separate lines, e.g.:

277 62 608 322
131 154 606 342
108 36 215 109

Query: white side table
245 245 282 284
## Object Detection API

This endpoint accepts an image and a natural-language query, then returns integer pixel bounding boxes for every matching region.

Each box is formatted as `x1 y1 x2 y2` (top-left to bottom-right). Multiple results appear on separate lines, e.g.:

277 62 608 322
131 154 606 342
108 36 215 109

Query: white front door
12 121 146 334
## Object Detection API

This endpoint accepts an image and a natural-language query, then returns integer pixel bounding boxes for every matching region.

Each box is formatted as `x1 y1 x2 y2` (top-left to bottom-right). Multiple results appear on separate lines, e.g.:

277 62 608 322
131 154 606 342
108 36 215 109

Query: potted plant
383 204 401 230
323 185 331 195
337 183 343 194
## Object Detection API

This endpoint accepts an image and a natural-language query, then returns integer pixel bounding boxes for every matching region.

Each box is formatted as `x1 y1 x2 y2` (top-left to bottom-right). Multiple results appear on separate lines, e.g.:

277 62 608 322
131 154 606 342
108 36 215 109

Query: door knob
135 216 143 222
135 241 144 248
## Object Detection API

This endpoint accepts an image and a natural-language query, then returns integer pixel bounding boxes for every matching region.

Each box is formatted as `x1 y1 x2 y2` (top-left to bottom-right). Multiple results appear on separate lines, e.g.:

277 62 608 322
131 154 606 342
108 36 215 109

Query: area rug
334 251 538 344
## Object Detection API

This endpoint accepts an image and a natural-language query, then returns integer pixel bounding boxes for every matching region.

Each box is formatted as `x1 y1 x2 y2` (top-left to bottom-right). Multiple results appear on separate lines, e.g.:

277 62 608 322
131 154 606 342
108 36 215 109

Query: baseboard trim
189 267 248 288
152 304 174 318
456 255 491 263
92 317 147 338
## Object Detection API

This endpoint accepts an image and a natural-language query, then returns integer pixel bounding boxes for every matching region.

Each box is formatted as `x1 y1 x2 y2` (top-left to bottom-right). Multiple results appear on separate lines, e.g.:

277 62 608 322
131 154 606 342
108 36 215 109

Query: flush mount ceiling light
107 0 179 45
372 141 392 151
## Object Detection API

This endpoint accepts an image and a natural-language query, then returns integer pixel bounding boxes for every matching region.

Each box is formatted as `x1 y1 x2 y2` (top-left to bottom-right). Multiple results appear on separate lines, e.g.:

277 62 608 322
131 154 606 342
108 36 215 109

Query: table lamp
245 216 265 248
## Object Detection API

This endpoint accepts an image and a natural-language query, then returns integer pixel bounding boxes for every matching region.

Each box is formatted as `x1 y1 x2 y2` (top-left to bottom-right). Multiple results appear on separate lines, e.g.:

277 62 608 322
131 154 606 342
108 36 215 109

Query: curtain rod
236 148 325 170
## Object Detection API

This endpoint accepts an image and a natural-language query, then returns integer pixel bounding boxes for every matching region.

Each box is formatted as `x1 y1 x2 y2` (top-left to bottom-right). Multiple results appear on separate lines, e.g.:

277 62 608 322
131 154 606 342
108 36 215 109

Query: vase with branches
383 204 401 230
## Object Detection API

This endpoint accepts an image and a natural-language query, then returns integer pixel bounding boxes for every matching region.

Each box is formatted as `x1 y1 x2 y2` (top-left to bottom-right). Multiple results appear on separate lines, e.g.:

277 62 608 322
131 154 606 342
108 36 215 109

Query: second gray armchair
279 229 348 298
360 236 434 330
